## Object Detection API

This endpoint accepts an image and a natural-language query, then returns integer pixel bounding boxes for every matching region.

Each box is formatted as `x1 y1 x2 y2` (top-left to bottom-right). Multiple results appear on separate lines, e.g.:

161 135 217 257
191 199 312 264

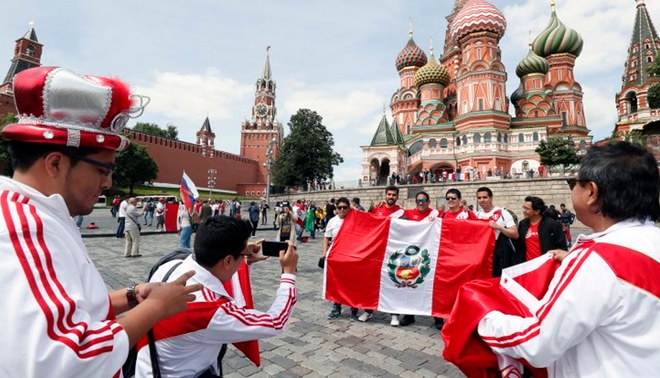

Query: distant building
0 24 280 197
362 0 592 183
612 0 660 162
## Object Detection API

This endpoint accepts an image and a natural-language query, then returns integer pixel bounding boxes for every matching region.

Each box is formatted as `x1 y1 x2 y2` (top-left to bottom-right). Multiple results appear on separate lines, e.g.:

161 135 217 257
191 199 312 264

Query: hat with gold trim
1 66 149 151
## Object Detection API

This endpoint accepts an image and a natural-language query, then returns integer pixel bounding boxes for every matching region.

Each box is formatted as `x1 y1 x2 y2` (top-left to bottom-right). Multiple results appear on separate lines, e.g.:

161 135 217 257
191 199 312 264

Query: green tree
535 137 581 173
0 114 18 175
648 52 660 77
615 129 648 146
648 83 660 109
132 122 178 140
272 109 343 189
113 142 159 195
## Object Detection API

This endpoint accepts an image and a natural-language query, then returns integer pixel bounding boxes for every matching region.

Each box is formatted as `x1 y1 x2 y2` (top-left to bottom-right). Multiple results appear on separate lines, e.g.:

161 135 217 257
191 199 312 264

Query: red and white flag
223 261 261 366
323 211 495 317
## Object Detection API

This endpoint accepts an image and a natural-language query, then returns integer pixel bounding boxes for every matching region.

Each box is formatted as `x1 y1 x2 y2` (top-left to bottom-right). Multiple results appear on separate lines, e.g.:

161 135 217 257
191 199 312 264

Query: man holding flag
443 142 660 377
136 215 298 377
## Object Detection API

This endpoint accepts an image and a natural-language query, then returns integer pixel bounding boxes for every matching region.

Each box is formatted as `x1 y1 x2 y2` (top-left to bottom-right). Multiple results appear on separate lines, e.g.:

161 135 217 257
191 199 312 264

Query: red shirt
371 204 402 217
442 209 477 220
403 208 436 221
525 222 541 260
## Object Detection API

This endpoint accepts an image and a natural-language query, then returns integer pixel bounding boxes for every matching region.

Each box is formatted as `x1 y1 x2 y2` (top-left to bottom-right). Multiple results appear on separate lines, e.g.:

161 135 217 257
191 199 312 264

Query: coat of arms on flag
323 211 495 318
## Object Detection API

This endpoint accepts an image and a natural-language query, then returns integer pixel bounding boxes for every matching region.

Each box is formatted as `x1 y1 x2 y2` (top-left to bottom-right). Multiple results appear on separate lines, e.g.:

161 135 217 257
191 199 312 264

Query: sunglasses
416 198 429 204
567 178 588 190
445 196 458 201
65 153 114 177
336 206 349 210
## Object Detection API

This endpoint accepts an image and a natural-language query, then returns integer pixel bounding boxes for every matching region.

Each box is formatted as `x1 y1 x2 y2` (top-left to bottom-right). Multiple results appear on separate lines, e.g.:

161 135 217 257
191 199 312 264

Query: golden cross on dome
550 0 556 12
429 36 434 56
409 17 414 38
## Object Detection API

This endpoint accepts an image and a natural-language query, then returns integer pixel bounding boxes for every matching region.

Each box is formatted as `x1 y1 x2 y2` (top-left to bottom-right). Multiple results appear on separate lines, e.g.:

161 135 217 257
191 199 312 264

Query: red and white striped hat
1 66 149 151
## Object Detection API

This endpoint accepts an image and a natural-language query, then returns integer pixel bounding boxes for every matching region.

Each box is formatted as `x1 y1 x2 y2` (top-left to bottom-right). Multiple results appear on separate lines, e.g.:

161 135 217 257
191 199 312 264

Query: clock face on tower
255 103 268 117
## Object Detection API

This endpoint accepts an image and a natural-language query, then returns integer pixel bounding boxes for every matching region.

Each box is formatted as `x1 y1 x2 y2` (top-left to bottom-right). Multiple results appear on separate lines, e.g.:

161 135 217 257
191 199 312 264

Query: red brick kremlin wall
0 93 14 116
126 130 260 193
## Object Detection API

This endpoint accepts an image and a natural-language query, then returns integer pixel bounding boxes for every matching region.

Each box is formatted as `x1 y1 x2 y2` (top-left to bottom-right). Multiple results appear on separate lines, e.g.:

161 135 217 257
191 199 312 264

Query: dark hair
385 185 399 195
525 196 547 214
446 188 462 199
578 141 659 222
416 191 430 201
352 197 360 204
5 140 100 172
193 215 252 268
476 187 493 197
336 197 350 206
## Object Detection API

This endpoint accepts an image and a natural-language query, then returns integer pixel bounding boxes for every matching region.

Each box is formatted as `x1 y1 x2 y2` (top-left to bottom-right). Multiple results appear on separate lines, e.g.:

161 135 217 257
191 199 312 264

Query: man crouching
136 215 298 377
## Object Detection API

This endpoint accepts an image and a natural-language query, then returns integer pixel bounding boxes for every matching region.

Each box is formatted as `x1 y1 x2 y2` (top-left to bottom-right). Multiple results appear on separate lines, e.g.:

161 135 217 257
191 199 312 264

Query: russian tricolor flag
180 171 199 211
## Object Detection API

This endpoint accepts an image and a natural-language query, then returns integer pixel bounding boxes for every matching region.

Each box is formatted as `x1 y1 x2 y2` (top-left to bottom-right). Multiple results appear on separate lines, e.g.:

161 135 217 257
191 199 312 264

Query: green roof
623 1 659 87
370 114 395 146
391 119 405 145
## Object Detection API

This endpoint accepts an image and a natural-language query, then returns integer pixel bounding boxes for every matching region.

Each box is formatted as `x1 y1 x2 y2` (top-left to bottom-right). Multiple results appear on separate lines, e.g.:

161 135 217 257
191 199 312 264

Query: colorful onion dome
532 9 583 57
450 0 507 43
510 84 524 105
395 35 428 71
414 52 450 87
515 47 549 78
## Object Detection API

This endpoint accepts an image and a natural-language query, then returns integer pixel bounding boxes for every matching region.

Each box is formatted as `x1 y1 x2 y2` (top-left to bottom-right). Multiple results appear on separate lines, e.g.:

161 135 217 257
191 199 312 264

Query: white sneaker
358 312 373 322
390 314 400 327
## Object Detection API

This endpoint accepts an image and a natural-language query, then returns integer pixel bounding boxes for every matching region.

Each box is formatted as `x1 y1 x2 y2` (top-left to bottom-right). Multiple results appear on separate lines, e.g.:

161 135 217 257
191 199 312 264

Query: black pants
250 220 258 236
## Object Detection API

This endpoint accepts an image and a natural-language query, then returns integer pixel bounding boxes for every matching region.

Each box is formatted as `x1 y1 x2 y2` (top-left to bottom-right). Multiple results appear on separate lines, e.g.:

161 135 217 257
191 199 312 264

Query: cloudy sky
1 0 656 181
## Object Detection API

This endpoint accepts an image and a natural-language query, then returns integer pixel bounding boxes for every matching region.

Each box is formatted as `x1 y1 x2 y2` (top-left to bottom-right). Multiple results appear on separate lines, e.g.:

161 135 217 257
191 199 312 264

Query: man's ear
585 181 600 211
43 152 67 178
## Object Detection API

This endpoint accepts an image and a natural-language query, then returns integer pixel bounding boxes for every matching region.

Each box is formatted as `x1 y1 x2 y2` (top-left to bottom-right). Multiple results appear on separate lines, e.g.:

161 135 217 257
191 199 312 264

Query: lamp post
207 168 217 200
264 138 277 206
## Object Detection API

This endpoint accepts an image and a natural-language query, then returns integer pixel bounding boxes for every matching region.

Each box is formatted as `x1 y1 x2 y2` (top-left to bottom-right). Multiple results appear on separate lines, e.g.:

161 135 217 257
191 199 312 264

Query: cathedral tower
532 1 587 136
614 0 660 135
240 47 283 183
0 23 42 115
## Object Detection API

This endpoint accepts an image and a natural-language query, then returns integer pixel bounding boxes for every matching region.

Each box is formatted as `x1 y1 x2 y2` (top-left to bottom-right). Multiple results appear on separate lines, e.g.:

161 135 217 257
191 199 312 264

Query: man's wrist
126 283 139 308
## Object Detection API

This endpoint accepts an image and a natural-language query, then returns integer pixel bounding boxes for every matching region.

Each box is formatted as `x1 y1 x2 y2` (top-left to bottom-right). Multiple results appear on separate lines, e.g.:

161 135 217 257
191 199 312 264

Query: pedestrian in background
248 201 260 236
178 203 193 248
124 197 143 257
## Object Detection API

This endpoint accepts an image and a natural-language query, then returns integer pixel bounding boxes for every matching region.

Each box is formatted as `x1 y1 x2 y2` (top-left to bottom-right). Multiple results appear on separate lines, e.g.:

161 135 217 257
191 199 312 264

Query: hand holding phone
262 241 289 257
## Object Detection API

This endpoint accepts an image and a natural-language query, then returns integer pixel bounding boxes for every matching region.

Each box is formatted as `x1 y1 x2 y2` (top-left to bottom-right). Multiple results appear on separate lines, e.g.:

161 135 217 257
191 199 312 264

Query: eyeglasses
66 153 114 177
416 198 429 204
567 178 588 190
445 196 458 201
336 206 349 210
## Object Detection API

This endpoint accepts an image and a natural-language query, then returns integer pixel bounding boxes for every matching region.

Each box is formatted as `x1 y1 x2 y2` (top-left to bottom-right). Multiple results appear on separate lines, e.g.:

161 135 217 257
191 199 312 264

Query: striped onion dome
511 84 524 104
532 10 583 57
450 0 507 43
515 47 549 78
395 36 428 71
414 53 450 87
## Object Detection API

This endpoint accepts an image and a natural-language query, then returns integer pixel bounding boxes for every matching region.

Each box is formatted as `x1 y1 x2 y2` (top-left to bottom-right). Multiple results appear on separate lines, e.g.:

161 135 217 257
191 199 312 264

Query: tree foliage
0 114 18 175
614 129 648 147
132 122 178 140
648 83 660 109
272 109 343 188
648 53 660 77
535 137 581 171
113 142 159 195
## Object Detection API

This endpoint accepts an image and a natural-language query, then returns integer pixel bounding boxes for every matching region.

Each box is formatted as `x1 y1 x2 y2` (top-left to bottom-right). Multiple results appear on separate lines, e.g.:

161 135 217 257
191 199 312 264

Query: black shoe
434 317 445 330
399 315 416 326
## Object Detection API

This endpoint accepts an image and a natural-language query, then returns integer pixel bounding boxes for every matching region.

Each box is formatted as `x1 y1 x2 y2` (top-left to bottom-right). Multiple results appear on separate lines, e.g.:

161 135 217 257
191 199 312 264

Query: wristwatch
126 283 139 308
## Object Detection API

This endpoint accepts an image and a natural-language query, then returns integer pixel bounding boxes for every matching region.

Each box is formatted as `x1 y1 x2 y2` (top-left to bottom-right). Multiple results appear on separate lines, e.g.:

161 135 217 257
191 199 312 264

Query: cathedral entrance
379 158 391 185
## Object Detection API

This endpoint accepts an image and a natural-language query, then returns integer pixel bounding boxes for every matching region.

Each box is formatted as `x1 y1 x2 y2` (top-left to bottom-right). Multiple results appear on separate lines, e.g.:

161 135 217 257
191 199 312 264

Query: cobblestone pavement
83 209 465 377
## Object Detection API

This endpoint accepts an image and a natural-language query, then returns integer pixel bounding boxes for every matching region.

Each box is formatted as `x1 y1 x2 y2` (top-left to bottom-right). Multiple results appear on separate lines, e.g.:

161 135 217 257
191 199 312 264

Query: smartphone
261 241 289 257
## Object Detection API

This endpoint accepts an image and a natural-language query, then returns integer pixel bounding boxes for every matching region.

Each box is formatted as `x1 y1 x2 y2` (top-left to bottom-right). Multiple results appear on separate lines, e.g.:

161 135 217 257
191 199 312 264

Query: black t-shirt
325 203 336 220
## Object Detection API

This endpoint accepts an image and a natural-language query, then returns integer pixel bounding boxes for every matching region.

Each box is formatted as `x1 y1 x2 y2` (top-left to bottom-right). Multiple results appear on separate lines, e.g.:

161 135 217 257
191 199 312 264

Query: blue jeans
116 217 125 238
179 226 192 248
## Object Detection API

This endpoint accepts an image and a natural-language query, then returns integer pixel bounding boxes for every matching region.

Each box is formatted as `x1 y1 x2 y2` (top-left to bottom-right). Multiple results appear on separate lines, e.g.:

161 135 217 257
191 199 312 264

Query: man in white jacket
0 66 201 377
478 141 660 377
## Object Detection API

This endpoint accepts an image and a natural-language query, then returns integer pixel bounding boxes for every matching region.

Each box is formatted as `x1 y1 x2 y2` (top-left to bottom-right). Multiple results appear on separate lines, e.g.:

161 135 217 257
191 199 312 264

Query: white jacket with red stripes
135 255 297 377
478 220 660 377
0 177 129 377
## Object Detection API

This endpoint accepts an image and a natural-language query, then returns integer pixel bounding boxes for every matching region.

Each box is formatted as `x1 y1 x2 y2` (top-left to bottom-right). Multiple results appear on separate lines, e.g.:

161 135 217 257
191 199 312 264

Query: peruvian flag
223 261 261 366
323 211 495 317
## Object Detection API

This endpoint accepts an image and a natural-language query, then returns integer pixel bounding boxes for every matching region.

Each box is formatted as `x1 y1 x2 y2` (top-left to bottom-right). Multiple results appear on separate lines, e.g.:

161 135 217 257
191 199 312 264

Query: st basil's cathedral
361 0 592 183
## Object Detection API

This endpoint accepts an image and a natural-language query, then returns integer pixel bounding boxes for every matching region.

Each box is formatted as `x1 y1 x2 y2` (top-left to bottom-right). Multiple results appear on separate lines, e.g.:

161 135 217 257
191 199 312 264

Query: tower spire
263 46 272 80
550 0 556 12
409 17 413 38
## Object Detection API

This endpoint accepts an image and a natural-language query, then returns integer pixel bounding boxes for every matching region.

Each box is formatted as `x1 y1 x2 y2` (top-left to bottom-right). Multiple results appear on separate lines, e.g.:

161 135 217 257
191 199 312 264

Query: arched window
504 134 508 143
456 137 461 146
533 132 539 141
429 138 437 148
518 133 525 143
625 91 638 114
26 45 35 56
409 140 424 155
484 132 492 142
497 133 502 142
462 135 468 145
440 138 448 148
579 140 587 150
473 133 481 143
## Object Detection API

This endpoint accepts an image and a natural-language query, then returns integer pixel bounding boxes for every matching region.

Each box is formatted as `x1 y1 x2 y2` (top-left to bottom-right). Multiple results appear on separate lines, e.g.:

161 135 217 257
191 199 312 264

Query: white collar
574 219 649 244
179 255 233 300
0 176 74 224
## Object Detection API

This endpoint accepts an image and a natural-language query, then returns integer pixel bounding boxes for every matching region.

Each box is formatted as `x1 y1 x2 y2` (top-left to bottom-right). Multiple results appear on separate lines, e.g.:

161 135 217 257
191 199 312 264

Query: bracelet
126 283 139 308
